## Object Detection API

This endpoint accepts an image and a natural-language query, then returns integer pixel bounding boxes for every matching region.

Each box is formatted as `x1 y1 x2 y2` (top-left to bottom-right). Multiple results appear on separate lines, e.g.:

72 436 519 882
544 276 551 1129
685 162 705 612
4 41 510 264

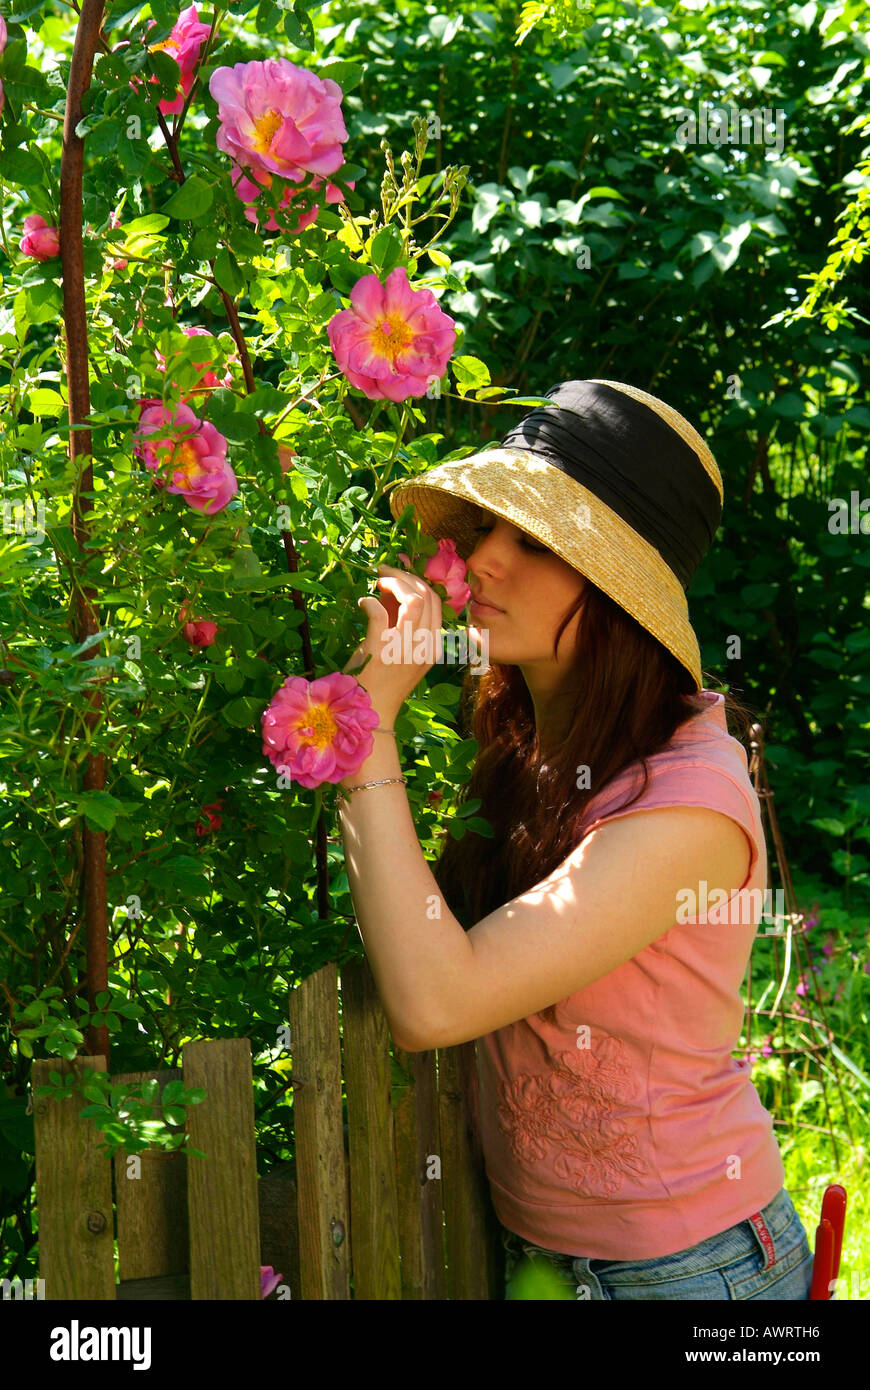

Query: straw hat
387 379 723 691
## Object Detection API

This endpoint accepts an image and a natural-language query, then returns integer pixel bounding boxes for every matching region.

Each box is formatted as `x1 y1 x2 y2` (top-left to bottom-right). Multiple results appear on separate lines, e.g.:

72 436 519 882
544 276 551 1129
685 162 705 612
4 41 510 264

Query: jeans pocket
721 1212 814 1300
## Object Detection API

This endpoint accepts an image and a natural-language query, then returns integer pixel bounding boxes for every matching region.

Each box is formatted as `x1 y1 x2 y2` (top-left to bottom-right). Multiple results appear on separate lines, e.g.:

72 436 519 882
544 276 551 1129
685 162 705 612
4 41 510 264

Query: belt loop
747 1211 776 1270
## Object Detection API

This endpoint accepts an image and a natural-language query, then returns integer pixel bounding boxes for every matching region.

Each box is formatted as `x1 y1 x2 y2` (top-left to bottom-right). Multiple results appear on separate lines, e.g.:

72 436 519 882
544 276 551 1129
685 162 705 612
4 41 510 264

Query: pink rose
208 59 352 232
398 538 471 614
179 601 218 647
327 265 456 402
146 4 211 116
20 214 61 260
135 399 238 515
155 326 236 397
423 538 472 613
261 671 381 790
0 17 7 54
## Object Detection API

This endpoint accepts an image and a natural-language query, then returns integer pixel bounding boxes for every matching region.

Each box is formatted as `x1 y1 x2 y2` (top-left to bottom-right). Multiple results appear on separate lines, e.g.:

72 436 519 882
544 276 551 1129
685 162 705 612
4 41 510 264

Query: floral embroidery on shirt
496 1031 649 1198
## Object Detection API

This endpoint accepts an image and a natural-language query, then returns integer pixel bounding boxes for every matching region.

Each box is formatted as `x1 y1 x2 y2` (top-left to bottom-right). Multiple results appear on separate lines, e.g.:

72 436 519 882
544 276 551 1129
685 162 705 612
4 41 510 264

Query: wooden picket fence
31 956 505 1299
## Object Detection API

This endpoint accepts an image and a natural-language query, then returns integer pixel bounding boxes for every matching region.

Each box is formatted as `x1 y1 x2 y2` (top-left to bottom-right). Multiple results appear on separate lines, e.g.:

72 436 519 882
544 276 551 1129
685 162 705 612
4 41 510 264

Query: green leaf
318 60 363 93
1 146 44 185
123 214 171 238
221 695 263 728
771 393 805 419
76 791 128 831
809 818 846 836
161 175 215 221
213 247 245 295
451 355 491 397
369 225 405 276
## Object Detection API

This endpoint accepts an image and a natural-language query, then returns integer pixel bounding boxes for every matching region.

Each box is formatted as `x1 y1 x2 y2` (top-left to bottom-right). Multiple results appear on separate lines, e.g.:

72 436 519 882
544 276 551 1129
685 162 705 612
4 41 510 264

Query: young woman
336 378 814 1301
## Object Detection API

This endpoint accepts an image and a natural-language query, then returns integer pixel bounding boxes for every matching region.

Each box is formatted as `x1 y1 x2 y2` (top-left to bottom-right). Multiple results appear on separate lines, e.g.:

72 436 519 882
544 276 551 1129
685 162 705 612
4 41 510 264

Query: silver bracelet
333 728 400 806
336 776 407 803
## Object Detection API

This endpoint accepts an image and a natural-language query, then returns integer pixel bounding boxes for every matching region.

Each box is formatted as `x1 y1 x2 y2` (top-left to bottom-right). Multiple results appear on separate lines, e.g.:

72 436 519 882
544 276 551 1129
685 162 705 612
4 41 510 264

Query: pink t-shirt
474 689 785 1260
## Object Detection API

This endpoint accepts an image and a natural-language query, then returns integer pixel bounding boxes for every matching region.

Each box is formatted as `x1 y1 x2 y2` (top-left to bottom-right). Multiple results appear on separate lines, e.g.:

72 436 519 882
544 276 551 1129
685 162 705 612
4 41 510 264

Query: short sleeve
576 757 763 887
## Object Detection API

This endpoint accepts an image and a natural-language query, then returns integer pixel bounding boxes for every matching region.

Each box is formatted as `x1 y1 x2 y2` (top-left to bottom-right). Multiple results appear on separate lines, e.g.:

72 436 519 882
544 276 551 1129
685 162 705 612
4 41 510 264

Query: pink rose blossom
146 4 211 116
260 1265 283 1298
209 58 347 180
20 214 61 260
179 601 218 647
796 974 807 997
135 399 238 515
398 539 472 613
208 59 351 232
327 266 457 402
0 17 7 54
155 326 236 396
261 671 381 790
422 538 472 613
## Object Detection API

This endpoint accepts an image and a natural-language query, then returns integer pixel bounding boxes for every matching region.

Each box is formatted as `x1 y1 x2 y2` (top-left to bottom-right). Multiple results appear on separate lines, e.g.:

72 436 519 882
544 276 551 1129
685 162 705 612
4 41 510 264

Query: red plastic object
809 1184 847 1300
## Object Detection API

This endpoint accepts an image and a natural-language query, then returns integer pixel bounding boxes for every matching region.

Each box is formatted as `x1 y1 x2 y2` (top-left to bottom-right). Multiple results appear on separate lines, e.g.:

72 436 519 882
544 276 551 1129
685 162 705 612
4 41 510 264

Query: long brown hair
433 578 758 947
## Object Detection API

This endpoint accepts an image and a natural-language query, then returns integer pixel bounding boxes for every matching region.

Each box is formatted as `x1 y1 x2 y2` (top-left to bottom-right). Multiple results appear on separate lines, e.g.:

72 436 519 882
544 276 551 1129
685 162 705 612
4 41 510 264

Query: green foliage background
1 0 868 1293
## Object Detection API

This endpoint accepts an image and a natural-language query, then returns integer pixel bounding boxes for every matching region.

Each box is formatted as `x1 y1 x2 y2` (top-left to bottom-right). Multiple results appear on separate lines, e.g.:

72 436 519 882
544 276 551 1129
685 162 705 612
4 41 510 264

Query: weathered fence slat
32 1055 116 1300
183 1038 261 1299
392 1046 447 1300
438 1041 504 1300
112 1068 187 1286
340 955 402 1300
289 962 350 1299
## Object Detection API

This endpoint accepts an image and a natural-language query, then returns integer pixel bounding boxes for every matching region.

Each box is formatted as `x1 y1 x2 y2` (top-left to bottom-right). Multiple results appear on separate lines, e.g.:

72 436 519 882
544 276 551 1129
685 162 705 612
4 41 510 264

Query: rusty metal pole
60 0 109 1061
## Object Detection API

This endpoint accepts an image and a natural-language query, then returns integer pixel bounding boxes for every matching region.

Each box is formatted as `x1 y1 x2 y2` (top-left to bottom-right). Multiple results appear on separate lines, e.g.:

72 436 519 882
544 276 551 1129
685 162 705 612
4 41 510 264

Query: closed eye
470 523 549 554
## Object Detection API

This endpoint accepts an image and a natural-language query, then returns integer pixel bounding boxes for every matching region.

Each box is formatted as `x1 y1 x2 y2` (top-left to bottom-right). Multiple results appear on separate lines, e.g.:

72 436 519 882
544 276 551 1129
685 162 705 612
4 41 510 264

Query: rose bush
0 0 483 1287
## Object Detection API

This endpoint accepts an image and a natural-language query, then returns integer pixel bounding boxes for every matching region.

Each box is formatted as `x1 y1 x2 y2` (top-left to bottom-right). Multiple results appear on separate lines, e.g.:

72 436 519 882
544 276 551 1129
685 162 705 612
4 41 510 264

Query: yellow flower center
149 37 180 57
251 108 283 157
373 312 415 363
297 702 337 749
171 439 204 486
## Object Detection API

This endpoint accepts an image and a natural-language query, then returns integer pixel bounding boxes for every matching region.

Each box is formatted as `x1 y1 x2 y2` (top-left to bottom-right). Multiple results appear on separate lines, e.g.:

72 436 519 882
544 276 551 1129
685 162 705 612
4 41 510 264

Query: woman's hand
342 562 443 723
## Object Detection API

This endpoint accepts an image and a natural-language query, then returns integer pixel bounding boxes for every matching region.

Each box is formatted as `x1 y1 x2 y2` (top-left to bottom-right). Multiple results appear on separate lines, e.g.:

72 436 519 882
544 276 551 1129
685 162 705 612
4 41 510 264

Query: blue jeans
502 1186 816 1300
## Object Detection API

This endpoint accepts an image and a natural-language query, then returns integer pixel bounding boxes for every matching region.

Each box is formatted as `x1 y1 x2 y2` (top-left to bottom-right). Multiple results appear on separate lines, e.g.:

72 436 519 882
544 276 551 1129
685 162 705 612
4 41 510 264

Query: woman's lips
469 599 504 615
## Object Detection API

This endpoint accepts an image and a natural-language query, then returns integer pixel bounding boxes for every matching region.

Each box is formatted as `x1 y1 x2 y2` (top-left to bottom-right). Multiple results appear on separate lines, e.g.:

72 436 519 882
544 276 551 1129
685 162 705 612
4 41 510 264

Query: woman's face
464 508 587 672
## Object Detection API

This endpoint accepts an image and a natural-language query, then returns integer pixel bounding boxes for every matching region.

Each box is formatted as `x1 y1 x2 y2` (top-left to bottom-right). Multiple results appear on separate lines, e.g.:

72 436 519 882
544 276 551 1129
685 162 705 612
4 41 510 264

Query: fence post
183 1038 261 1299
112 1068 188 1295
32 1055 115 1300
340 955 402 1299
438 1041 504 1299
290 963 350 1299
392 1045 448 1299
